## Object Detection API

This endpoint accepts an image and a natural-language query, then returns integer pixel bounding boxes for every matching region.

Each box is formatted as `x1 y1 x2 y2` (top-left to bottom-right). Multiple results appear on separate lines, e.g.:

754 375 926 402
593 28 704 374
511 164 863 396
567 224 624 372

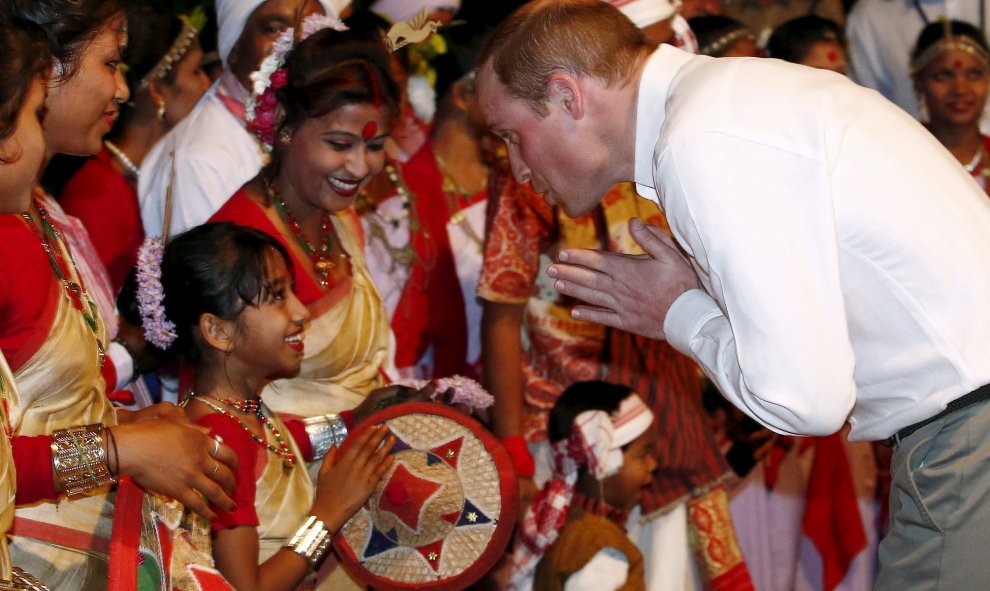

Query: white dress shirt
847 0 990 126
139 72 265 238
634 45 990 441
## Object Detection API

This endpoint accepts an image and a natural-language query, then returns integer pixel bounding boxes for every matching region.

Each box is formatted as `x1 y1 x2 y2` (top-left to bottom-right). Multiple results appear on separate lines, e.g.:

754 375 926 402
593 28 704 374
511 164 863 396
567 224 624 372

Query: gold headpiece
699 27 755 58
384 8 442 52
138 13 203 91
910 18 990 75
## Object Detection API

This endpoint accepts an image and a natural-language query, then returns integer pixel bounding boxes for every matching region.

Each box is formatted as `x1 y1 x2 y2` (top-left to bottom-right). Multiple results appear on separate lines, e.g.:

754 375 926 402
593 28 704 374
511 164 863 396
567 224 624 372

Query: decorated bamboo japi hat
333 402 518 591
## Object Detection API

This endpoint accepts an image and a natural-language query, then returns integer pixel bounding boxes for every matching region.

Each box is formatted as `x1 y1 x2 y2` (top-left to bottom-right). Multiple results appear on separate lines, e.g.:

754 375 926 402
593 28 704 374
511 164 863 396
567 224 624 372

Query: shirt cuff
664 288 722 357
107 341 134 389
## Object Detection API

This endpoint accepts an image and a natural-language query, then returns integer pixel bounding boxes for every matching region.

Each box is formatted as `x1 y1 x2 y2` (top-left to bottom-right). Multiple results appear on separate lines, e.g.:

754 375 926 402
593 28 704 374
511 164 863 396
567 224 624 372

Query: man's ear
547 71 584 120
200 313 235 353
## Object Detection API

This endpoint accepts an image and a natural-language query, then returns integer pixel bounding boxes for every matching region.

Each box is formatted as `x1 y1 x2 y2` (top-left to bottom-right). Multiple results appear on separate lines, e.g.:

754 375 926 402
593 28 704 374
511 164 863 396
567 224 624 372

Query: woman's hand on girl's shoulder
312 424 395 532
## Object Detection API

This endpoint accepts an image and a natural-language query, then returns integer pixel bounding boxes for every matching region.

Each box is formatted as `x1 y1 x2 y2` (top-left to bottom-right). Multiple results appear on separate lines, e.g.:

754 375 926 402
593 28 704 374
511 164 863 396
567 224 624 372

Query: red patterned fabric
477 167 730 511
59 148 145 293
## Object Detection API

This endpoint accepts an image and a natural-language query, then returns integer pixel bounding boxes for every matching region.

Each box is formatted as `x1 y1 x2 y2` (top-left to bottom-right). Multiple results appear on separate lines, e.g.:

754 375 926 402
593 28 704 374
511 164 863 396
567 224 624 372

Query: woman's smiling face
43 14 129 157
281 102 389 214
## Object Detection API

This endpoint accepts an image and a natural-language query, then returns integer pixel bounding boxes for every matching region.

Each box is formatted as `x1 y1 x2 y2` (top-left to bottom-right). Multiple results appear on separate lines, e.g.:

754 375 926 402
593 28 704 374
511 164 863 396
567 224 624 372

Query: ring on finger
212 435 223 458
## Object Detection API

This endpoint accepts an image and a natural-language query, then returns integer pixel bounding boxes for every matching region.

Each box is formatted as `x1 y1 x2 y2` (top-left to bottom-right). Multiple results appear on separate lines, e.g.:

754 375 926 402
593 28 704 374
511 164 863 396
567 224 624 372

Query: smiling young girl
154 222 395 591
509 381 657 591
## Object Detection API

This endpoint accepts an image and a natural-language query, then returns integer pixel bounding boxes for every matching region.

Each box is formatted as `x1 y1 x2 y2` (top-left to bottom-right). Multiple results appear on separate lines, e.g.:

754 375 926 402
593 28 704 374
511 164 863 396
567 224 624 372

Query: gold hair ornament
384 8 442 52
699 27 755 57
138 9 206 91
910 18 990 74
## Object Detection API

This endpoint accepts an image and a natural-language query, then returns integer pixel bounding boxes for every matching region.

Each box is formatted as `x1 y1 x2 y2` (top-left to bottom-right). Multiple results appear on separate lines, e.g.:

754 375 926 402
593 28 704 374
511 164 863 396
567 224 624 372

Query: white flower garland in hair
406 74 437 122
245 13 349 151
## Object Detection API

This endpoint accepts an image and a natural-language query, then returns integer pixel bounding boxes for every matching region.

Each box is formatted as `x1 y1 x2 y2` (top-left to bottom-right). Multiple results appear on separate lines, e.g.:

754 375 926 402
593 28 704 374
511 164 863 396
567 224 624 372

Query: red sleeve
193 414 260 532
282 410 355 462
282 419 313 462
476 167 554 304
59 150 144 294
0 216 61 371
12 435 57 504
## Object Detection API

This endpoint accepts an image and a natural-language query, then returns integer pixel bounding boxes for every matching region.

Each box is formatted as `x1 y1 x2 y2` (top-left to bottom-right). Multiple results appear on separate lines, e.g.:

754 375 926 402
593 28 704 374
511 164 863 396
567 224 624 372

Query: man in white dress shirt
139 0 346 238
477 0 990 588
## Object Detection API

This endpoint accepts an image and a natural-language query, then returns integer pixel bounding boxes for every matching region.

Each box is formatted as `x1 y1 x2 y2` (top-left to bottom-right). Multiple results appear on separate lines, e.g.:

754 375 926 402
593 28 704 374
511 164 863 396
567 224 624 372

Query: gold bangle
51 424 116 497
0 567 51 590
285 515 333 568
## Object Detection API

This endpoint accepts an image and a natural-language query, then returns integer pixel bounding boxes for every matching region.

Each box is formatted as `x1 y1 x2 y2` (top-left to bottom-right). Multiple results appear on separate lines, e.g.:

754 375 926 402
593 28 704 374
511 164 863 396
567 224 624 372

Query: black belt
881 383 990 447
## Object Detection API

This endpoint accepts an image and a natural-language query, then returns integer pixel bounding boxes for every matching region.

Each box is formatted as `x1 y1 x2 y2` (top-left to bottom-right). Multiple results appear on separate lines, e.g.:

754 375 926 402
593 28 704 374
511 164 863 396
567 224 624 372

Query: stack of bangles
285 515 334 568
50 424 119 497
499 436 536 478
0 567 50 591
302 413 348 461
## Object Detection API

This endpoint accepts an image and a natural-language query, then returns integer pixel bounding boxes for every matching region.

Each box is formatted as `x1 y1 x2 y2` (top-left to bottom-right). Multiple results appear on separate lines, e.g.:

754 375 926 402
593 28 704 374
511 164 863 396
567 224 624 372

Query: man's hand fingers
569 304 623 329
629 218 680 259
556 247 610 270
553 275 618 310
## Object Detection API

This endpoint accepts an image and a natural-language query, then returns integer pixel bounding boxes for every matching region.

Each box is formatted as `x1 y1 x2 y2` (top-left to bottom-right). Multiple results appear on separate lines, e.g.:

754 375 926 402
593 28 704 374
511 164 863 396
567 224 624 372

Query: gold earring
278 128 292 148
156 101 166 122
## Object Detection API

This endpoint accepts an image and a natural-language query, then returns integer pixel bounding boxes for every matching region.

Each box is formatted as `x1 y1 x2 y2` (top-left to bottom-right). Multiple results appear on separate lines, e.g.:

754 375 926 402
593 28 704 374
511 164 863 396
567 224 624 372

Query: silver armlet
303 414 347 461
285 515 333 568
50 424 116 497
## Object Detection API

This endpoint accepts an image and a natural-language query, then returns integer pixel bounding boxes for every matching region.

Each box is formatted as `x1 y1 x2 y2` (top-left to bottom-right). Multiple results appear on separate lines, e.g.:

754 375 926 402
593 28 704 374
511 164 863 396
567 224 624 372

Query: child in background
766 15 848 75
149 222 395 591
509 381 657 591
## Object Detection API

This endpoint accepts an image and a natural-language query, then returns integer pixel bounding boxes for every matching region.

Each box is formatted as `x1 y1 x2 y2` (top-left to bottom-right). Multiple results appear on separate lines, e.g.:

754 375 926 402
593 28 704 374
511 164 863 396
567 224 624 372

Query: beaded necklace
186 394 297 468
22 200 106 369
354 162 421 269
434 152 482 213
104 140 140 180
266 179 348 289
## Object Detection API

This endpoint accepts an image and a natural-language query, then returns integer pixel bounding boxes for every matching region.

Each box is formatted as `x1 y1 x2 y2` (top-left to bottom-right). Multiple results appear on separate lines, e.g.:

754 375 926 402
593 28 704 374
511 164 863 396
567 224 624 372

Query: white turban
216 0 351 66
605 0 680 29
370 0 461 24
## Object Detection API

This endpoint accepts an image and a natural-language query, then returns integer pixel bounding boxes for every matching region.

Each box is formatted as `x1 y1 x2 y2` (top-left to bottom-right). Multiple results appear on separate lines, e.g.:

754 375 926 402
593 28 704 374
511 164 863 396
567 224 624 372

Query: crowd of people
0 0 988 589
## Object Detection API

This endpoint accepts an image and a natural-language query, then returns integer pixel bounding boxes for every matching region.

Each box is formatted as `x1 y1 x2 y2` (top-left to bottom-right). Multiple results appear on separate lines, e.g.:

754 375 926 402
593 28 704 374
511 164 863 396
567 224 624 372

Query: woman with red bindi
910 19 990 197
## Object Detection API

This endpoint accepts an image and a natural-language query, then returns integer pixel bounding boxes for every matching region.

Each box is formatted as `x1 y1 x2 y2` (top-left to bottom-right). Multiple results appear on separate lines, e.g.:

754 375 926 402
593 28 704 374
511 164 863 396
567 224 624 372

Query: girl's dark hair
120 222 294 363
548 381 635 443
766 16 846 64
0 18 50 149
911 19 990 65
8 0 128 83
277 26 401 136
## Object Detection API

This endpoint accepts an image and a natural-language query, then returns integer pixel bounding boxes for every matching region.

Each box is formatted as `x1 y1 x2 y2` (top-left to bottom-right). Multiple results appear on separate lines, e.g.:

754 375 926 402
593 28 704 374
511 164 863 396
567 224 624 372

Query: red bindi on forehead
828 50 839 63
362 121 378 140
954 58 965 69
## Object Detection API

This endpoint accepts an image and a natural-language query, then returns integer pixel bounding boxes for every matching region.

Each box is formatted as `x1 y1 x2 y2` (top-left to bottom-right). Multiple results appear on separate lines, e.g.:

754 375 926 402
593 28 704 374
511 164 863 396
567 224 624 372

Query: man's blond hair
478 0 651 117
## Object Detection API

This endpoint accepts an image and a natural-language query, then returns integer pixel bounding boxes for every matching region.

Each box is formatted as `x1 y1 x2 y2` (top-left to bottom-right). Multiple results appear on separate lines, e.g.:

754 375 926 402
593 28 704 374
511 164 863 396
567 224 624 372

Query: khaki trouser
876 397 990 590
